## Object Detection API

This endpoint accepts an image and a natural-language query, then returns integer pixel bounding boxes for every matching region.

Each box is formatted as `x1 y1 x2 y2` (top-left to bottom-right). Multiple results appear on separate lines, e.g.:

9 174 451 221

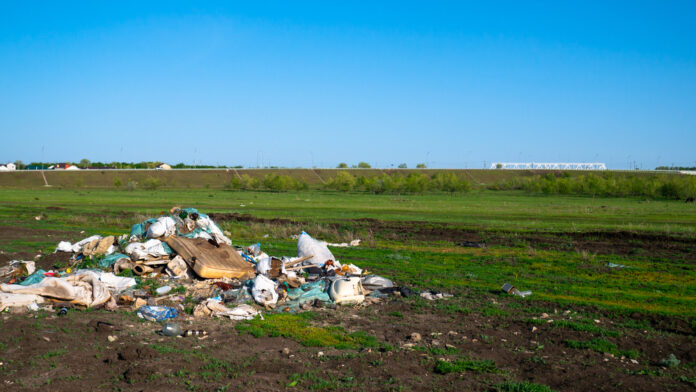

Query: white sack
195 216 231 245
146 217 177 239
252 275 278 306
297 232 336 266
125 239 170 260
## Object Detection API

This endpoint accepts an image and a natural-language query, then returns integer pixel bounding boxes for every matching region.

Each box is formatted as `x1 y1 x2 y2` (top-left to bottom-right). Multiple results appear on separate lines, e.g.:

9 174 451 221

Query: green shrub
113 177 122 187
325 171 357 191
262 174 307 191
142 177 163 190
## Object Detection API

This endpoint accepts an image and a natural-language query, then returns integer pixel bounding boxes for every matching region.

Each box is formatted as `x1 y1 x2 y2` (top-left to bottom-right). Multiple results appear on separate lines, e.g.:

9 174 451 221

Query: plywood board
165 236 255 279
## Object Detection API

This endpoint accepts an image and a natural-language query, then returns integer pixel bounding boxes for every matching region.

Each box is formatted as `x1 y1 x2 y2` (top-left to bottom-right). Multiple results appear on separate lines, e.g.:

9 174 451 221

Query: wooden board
165 236 255 279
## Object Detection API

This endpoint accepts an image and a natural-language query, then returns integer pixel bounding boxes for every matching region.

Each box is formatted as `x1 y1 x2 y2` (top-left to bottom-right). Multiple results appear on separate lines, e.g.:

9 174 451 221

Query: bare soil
0 224 694 391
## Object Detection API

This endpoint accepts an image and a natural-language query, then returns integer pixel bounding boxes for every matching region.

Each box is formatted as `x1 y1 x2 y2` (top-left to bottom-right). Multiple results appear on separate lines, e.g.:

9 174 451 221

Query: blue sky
1 1 694 169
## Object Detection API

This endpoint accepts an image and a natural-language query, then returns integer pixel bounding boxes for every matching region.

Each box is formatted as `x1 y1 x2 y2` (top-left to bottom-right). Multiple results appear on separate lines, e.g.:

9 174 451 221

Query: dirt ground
0 290 694 391
0 224 695 391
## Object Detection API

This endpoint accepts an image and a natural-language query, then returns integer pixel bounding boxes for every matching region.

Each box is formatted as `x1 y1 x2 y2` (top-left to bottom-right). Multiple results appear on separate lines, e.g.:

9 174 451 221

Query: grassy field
1 188 694 316
0 187 694 391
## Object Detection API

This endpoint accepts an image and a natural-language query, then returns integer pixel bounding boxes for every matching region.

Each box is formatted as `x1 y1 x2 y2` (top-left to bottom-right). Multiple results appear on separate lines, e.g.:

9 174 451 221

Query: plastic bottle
161 322 183 337
155 285 172 295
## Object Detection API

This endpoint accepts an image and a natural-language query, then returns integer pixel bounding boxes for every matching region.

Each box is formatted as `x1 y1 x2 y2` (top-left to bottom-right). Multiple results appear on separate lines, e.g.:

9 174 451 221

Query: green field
2 188 694 317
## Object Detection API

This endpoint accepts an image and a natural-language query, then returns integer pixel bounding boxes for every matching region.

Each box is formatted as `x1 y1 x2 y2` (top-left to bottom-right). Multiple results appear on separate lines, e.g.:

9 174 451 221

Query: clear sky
1 1 694 169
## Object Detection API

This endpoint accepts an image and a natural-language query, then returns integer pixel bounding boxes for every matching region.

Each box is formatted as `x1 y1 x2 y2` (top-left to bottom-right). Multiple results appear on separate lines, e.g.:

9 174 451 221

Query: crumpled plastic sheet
1 270 114 308
137 305 178 322
124 239 173 260
99 253 129 268
56 235 102 253
282 280 332 312
194 300 259 320
19 269 47 286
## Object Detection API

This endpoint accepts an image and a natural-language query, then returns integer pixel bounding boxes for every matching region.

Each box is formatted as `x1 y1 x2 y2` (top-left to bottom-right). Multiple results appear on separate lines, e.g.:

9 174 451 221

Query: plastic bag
256 255 271 275
137 306 178 322
252 275 278 306
146 217 177 239
297 232 335 266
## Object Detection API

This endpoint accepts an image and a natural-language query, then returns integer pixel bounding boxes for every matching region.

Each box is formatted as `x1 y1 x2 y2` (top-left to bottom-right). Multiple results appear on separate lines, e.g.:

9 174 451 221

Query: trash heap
0 207 418 327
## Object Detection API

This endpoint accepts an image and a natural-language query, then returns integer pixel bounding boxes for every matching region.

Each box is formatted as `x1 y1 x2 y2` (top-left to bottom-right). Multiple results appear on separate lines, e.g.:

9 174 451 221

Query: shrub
113 177 122 187
262 174 306 191
142 177 163 190
325 171 357 191
357 162 371 168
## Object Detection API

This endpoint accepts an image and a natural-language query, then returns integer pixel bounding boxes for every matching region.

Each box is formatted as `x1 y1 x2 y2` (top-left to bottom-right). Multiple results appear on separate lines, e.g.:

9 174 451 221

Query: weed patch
236 313 381 350
434 357 498 374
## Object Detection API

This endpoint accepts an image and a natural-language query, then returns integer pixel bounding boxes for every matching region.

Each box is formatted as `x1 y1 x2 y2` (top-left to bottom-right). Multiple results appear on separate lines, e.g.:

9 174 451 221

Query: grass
525 319 621 337
286 371 358 390
564 338 640 359
434 357 499 374
236 312 381 350
0 188 694 319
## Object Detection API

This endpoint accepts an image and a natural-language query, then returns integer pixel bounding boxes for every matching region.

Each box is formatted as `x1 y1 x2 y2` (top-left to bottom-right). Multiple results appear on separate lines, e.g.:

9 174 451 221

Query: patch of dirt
0 292 693 391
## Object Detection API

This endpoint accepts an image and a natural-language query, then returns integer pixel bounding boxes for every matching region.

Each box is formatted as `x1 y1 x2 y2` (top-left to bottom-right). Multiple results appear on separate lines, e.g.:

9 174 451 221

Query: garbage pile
0 207 419 328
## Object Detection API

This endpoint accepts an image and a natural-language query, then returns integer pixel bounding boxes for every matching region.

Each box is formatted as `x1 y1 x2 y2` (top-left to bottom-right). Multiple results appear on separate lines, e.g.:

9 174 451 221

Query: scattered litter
607 262 630 269
501 283 532 298
419 290 453 301
326 239 361 248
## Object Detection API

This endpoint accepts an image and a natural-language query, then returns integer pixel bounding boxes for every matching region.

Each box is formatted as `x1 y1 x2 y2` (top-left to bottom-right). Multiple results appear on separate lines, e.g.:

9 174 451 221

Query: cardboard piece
165 236 254 279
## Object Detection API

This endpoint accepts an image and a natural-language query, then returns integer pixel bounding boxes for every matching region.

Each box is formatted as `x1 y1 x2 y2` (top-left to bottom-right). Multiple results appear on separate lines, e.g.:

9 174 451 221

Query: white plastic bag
146 217 177 239
252 275 278 306
256 255 271 275
124 239 170 260
297 232 335 266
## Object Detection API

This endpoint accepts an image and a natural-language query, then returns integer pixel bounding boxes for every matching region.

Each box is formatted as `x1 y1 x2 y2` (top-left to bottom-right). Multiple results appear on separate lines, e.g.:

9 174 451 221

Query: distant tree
496 163 503 169
398 163 407 169
79 158 91 168
416 163 427 168
337 162 348 168
357 162 371 168
14 160 26 170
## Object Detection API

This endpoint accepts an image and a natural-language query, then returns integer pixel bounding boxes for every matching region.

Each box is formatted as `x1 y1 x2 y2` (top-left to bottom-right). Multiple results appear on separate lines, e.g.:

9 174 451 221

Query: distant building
156 163 172 170
0 163 16 171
